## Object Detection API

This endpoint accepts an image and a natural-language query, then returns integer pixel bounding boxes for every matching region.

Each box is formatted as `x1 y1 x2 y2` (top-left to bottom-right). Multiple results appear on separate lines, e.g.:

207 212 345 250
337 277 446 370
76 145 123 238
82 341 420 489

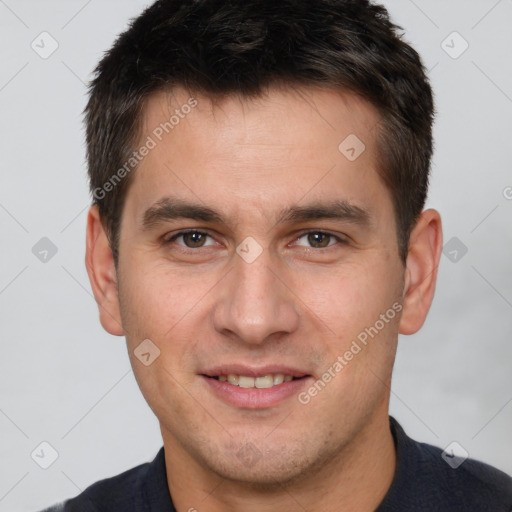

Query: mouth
200 367 312 409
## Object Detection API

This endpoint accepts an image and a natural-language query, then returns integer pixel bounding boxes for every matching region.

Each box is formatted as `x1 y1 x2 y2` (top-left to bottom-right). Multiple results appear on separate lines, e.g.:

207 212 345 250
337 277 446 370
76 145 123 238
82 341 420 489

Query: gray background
0 1 511 510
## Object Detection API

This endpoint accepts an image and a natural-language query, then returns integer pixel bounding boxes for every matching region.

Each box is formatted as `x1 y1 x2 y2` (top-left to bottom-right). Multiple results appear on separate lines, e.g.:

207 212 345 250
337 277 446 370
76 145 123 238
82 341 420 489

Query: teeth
238 376 255 388
255 375 274 389
217 373 297 388
273 374 284 385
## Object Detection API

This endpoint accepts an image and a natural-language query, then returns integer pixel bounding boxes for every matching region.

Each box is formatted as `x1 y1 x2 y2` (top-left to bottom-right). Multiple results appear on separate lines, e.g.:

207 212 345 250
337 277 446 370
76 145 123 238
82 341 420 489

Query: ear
399 209 443 335
85 205 124 336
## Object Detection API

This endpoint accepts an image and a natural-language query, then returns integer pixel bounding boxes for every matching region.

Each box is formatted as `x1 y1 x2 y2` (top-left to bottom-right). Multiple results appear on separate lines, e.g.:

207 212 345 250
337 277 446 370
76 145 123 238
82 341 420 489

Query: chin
198 437 329 489
211 458 311 489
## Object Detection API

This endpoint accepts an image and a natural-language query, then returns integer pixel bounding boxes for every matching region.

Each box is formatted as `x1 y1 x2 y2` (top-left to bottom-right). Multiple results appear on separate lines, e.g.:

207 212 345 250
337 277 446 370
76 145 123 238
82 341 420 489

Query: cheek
298 261 395 330
117 258 223 387
295 258 402 384
117 263 205 419
118 259 206 338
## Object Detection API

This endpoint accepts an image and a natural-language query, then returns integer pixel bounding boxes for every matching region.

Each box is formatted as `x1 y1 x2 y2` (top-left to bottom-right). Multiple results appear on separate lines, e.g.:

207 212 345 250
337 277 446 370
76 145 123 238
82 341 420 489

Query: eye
165 230 216 248
294 231 344 249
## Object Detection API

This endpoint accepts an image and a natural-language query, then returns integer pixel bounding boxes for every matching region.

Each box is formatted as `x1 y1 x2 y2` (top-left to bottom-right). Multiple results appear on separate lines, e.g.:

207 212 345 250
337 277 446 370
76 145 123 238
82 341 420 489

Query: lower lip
202 376 312 409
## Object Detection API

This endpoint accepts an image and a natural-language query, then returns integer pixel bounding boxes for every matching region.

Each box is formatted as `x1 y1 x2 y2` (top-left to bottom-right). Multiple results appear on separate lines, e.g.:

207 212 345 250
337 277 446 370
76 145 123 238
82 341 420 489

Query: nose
212 246 300 346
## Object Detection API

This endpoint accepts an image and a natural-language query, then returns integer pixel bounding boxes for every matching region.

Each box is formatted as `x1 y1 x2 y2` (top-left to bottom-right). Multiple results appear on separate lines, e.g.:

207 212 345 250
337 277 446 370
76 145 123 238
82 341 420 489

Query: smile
202 371 311 409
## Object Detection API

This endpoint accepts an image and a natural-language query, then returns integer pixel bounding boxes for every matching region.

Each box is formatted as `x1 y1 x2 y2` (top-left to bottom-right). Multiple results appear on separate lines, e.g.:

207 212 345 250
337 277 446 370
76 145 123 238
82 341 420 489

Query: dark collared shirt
39 417 512 512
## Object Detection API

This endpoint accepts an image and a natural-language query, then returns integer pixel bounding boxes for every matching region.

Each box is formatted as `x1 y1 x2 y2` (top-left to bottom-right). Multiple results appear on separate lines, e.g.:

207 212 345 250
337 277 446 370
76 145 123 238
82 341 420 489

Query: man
40 0 512 510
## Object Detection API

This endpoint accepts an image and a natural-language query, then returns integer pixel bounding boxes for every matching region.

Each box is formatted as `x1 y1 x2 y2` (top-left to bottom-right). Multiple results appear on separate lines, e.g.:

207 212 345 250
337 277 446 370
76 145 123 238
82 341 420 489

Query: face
114 86 406 485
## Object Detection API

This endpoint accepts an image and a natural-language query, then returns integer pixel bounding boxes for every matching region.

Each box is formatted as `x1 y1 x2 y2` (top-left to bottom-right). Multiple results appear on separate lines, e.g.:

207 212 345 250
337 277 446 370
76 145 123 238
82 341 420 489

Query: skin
86 85 442 512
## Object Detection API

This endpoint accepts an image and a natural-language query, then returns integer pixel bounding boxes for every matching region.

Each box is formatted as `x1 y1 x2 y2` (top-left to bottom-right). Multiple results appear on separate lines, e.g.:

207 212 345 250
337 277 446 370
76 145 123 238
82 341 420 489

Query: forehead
141 85 380 152
125 85 390 228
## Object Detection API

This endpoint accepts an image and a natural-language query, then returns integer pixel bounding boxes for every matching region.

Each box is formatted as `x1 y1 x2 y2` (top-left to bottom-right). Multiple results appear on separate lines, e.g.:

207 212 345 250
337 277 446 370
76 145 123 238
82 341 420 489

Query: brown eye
295 231 340 249
165 230 215 248
181 231 207 248
307 232 332 248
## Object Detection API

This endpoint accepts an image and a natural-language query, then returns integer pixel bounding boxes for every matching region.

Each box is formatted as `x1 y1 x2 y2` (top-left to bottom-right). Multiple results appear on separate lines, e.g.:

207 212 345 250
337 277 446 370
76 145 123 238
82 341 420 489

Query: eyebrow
276 200 371 226
141 197 372 230
142 198 223 229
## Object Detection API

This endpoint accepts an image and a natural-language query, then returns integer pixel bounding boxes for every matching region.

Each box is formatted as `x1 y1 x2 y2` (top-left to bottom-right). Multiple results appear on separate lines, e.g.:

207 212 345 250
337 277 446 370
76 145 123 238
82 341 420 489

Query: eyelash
163 229 347 250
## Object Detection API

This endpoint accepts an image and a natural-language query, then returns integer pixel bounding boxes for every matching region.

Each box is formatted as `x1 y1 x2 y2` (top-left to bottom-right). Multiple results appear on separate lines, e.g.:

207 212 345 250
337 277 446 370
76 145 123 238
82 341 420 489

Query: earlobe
399 209 443 335
85 206 124 336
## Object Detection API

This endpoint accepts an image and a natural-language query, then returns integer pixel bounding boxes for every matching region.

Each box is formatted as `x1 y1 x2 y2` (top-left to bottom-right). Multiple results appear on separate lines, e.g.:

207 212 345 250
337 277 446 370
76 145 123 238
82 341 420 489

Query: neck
162 407 396 512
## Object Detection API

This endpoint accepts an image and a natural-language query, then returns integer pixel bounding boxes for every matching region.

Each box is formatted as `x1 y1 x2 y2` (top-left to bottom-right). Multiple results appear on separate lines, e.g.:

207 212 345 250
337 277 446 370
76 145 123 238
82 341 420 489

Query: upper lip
201 365 310 378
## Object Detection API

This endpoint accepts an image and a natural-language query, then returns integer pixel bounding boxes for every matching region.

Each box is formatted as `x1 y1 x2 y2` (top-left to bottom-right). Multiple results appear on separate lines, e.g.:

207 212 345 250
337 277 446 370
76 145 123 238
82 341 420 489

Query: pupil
185 232 205 247
308 232 329 248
